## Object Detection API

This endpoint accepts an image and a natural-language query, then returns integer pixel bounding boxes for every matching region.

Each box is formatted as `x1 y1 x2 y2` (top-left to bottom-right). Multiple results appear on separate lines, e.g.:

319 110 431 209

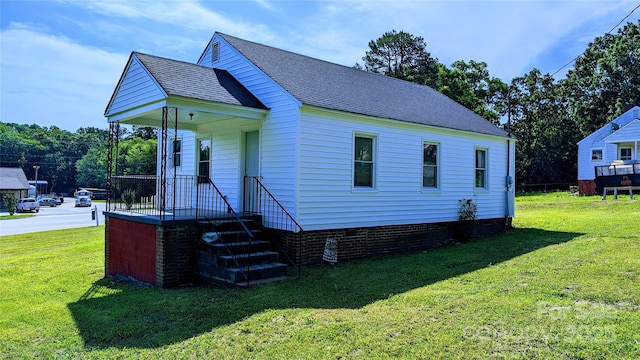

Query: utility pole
33 165 40 198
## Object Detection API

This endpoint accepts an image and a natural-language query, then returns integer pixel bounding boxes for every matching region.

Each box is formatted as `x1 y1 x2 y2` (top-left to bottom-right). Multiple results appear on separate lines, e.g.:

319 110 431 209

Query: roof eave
301 104 511 140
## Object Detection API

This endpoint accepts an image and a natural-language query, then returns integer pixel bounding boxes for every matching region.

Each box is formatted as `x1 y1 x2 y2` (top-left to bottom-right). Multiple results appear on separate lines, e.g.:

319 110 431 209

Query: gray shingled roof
134 52 266 109
0 168 30 190
218 33 507 137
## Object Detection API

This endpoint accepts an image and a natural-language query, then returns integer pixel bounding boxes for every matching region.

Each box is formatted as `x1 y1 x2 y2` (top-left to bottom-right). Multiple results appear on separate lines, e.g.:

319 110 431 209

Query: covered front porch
103 52 303 286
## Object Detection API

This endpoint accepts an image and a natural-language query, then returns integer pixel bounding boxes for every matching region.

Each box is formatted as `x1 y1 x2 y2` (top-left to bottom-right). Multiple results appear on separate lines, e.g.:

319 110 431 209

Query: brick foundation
155 224 198 288
578 180 597 195
105 214 198 288
106 214 507 286
277 218 507 266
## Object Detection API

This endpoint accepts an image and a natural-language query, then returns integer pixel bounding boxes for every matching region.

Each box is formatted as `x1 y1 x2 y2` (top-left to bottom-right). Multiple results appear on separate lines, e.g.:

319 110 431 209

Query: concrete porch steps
195 215 289 285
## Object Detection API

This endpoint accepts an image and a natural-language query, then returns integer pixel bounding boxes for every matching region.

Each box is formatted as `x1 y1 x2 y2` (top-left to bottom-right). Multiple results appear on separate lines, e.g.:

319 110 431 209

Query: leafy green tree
121 138 157 175
509 69 577 186
75 147 108 188
561 20 640 137
359 29 439 86
359 31 507 123
0 123 44 169
128 126 158 140
435 60 508 124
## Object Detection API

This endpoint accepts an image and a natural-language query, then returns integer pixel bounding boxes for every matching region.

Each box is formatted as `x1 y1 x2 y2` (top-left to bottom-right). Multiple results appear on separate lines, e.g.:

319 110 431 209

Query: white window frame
475 147 488 190
422 141 440 190
590 148 603 161
197 137 211 183
172 137 182 167
620 147 632 161
353 133 377 190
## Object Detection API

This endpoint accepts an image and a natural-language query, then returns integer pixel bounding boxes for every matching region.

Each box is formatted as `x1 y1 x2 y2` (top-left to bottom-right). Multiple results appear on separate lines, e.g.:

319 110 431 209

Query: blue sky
1 0 638 131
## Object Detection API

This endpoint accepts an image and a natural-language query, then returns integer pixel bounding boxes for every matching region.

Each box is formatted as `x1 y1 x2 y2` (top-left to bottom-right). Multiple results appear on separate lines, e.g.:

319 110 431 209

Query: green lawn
1 193 638 359
0 214 35 220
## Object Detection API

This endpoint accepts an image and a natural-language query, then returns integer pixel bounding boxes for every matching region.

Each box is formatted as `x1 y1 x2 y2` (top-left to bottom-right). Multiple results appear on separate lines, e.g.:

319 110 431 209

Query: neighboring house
0 167 30 209
577 106 640 195
104 32 515 287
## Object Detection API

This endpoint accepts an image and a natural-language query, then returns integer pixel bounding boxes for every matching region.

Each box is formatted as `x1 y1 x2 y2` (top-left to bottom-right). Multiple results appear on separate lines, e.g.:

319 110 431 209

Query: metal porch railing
244 176 303 276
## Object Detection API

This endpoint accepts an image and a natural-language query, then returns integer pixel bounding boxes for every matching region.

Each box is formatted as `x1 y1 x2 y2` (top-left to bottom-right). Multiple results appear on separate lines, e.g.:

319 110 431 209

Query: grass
0 193 638 359
0 214 35 220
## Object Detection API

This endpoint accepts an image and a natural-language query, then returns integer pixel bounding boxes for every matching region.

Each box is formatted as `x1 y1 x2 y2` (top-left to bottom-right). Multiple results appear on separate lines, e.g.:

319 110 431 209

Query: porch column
160 107 178 219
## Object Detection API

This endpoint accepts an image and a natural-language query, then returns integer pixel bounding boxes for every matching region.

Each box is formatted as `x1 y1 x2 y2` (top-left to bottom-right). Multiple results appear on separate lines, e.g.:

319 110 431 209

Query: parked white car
75 196 92 207
17 198 40 213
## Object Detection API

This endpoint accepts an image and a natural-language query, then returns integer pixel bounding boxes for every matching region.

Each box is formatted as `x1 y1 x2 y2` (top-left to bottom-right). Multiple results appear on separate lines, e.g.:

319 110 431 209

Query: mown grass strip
0 193 638 359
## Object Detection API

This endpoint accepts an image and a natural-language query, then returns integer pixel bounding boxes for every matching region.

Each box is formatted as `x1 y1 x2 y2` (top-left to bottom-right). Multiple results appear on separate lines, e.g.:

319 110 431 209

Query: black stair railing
198 177 254 285
244 176 303 277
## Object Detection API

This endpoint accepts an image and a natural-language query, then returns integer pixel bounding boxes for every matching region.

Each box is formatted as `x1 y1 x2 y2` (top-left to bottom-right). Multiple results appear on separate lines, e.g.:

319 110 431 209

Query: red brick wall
106 217 157 284
277 218 506 266
578 180 596 195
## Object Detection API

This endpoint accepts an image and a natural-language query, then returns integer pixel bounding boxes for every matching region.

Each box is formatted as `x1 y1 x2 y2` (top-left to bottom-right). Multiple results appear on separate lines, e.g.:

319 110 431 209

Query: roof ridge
216 32 443 93
133 51 214 71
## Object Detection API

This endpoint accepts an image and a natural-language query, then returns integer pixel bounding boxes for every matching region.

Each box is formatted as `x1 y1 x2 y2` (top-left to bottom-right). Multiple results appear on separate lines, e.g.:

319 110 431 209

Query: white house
103 32 515 287
577 106 640 195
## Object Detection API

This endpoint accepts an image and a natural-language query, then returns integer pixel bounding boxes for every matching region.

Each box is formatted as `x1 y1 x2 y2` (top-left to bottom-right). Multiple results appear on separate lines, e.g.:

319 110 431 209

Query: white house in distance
577 106 640 195
103 32 515 287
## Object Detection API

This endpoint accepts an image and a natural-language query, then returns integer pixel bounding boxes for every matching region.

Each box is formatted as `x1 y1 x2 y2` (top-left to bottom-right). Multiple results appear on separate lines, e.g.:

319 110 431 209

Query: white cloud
69 0 277 44
252 0 277 12
0 24 127 130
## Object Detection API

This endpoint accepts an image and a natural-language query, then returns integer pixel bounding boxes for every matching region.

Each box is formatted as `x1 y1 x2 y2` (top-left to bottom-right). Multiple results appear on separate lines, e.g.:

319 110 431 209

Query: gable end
105 53 167 117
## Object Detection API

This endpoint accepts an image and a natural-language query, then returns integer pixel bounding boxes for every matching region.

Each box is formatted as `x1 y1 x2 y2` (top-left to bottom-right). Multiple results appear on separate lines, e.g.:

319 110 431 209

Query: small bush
458 198 477 221
122 189 137 209
3 193 17 215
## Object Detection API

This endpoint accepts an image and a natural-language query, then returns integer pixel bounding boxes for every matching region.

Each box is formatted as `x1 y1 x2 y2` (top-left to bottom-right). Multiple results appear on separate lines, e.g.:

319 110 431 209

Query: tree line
358 21 639 187
0 123 156 194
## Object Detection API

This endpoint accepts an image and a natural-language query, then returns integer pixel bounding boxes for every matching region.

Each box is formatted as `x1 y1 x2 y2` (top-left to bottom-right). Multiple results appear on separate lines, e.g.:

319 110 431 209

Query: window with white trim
422 143 439 188
591 148 603 161
620 147 632 161
354 135 375 188
475 148 487 189
172 138 182 167
198 139 211 183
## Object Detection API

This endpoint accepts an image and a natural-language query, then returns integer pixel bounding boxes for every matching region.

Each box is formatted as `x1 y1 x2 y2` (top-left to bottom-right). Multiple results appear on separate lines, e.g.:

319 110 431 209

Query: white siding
604 120 640 144
203 121 243 208
106 56 166 117
159 129 196 209
194 35 513 229
198 35 300 215
577 108 640 180
297 108 512 231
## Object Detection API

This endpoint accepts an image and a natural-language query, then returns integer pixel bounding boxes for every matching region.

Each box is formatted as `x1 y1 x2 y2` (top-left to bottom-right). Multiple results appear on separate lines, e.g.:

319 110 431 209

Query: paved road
0 198 106 236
